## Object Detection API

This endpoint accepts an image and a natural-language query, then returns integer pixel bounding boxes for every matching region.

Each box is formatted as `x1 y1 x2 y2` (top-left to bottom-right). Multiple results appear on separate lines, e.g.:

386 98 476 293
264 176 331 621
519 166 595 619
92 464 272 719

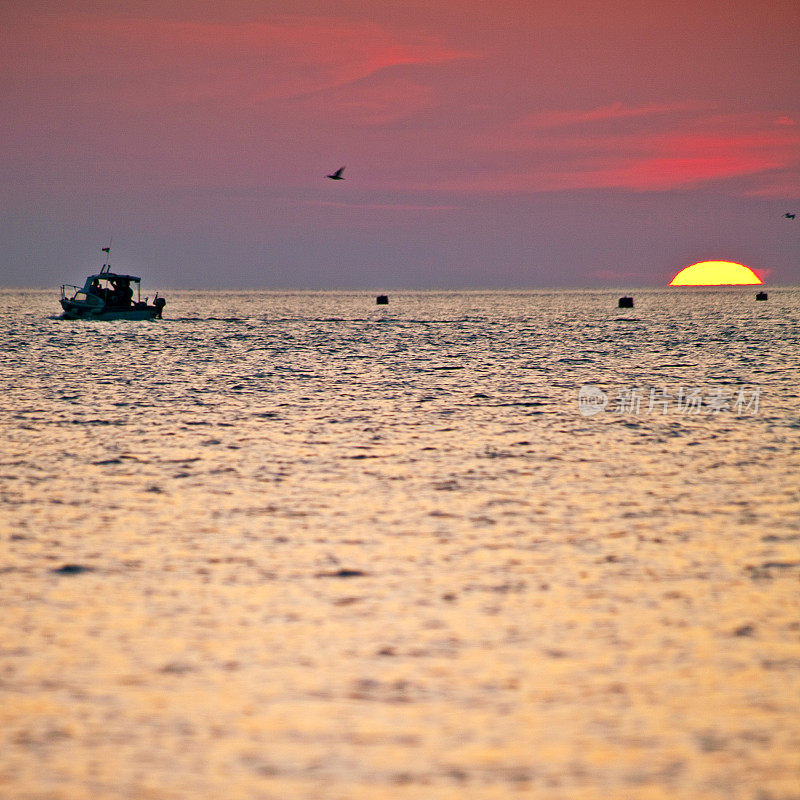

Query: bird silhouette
785 212 796 219
326 166 346 180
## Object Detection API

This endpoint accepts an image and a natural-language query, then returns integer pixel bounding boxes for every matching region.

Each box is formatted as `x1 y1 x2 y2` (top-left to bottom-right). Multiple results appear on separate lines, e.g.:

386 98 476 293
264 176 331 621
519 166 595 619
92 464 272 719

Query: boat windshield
72 291 104 307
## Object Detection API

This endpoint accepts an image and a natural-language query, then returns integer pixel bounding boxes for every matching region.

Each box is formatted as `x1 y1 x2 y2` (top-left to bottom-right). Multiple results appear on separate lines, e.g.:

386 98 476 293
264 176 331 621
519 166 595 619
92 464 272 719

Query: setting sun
669 260 762 286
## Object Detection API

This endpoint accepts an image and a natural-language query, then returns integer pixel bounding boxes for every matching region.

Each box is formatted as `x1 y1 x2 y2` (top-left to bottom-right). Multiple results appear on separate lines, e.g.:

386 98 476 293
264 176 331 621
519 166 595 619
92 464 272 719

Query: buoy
756 291 768 301
376 295 389 305
618 296 634 308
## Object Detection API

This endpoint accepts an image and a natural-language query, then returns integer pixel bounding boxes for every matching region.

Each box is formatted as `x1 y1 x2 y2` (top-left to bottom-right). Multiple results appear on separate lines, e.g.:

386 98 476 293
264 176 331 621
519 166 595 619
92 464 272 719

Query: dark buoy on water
376 294 389 305
618 296 634 308
756 291 768 301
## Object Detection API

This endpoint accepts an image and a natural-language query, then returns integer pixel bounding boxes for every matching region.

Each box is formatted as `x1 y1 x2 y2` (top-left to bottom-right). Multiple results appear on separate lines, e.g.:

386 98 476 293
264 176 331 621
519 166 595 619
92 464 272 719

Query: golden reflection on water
1 289 799 799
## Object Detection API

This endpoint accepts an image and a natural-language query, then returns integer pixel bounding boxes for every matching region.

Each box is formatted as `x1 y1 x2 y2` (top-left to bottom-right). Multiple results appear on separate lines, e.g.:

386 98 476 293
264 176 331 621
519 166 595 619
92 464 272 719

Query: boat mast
101 239 112 274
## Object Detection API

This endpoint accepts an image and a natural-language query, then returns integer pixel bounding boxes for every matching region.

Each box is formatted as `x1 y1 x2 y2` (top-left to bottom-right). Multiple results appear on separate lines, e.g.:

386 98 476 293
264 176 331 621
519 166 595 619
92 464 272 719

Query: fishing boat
60 247 166 320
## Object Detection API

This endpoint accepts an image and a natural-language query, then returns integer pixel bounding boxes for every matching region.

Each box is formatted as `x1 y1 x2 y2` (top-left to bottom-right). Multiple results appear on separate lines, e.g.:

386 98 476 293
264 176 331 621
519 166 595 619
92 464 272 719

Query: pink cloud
517 102 693 130
2 12 475 108
410 108 800 195
2 8 797 202
0 9 477 192
304 200 456 211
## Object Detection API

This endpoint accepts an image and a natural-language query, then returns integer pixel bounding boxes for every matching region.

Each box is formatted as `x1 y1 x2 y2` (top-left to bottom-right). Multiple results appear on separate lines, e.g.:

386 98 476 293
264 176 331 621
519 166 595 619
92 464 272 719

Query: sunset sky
2 0 799 288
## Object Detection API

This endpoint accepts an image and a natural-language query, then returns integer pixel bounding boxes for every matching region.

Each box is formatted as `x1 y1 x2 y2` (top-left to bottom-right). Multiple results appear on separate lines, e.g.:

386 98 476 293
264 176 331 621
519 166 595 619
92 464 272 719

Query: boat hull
60 301 160 321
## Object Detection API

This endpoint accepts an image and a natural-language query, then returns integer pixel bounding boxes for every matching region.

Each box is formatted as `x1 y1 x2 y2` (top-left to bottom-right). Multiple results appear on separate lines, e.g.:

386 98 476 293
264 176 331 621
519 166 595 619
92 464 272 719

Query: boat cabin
79 270 141 308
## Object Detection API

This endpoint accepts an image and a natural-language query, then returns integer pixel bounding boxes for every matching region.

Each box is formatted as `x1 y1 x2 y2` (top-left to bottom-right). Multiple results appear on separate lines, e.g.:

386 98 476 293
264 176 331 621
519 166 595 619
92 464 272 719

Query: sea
1 287 798 800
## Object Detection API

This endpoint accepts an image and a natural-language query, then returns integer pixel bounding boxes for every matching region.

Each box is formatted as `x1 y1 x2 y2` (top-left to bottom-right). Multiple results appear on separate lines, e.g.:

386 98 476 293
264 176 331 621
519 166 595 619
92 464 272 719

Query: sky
1 0 799 288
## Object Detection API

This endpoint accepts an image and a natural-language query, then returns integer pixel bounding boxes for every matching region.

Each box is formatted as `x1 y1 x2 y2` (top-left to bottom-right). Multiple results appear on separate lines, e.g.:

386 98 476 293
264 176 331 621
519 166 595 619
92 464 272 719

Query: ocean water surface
1 288 799 799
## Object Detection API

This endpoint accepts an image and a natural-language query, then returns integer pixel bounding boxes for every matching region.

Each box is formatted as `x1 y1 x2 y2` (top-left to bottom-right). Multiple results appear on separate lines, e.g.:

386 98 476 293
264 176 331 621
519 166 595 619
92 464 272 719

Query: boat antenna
101 237 112 273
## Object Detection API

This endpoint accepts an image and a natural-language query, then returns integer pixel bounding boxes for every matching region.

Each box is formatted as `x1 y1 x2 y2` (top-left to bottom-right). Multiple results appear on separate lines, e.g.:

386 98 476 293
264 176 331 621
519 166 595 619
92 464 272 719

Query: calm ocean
1 288 798 799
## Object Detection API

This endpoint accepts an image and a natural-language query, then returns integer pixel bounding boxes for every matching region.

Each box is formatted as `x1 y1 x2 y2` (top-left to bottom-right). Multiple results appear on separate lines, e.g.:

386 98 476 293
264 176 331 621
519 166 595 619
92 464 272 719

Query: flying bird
785 212 796 219
326 166 346 180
